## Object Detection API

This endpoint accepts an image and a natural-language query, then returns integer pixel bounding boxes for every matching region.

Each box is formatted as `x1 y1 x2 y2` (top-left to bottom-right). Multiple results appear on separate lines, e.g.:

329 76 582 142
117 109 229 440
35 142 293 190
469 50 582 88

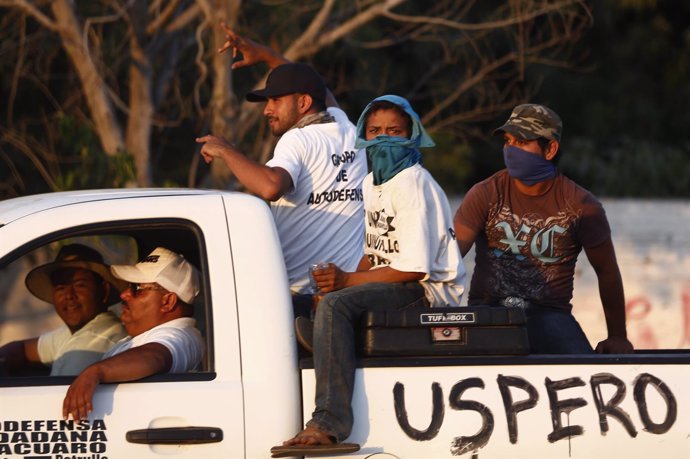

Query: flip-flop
295 316 314 353
270 442 360 457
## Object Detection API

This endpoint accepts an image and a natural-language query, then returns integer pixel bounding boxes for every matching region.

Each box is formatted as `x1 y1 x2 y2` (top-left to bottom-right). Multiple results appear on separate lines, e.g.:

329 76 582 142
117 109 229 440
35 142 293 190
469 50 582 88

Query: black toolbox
358 306 529 357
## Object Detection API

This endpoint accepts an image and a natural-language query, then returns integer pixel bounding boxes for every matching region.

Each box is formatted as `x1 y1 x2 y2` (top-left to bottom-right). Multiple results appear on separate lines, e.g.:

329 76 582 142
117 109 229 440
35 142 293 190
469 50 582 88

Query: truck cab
0 189 300 458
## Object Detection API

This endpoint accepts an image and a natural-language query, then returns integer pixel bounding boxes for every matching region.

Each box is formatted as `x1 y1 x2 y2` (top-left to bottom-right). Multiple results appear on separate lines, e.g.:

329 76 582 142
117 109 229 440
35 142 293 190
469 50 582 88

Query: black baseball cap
246 62 327 103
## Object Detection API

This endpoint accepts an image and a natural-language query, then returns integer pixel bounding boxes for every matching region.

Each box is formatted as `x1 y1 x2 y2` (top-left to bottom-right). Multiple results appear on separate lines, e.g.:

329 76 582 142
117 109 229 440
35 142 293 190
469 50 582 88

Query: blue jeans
525 306 594 354
307 282 426 442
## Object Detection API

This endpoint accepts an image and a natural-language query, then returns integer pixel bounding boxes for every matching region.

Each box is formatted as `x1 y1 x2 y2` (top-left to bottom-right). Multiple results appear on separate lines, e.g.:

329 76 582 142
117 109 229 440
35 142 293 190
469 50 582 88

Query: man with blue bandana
454 103 633 355
281 95 465 453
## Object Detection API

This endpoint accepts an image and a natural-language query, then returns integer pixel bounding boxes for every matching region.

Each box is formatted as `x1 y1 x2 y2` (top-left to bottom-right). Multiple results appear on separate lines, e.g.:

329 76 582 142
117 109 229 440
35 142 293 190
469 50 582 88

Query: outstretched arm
200 25 294 200
195 135 293 200
62 343 172 420
585 238 634 354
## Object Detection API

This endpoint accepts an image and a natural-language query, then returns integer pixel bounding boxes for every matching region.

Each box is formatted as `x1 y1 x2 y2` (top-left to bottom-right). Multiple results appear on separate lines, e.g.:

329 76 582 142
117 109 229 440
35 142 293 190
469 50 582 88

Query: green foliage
422 133 474 195
2 1 688 199
54 114 136 191
519 1 690 197
560 138 690 197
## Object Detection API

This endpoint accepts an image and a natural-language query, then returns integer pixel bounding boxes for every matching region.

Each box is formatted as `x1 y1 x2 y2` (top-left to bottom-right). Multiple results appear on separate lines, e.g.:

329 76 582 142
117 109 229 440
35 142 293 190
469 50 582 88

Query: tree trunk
125 2 154 187
200 0 242 189
50 0 124 156
126 38 154 187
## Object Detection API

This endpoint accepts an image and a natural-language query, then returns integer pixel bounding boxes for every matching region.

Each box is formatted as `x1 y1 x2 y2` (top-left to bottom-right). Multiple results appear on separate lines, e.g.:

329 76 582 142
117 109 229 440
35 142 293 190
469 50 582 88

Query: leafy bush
559 137 690 197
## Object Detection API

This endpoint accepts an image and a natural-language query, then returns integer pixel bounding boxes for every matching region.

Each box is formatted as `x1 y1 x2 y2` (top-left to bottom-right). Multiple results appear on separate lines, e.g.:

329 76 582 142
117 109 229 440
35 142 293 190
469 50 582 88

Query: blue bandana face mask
354 95 435 185
503 145 557 185
364 136 421 185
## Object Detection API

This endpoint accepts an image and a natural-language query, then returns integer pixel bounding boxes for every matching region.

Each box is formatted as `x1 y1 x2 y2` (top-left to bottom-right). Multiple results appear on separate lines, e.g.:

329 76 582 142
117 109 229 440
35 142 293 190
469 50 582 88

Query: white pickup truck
0 189 688 459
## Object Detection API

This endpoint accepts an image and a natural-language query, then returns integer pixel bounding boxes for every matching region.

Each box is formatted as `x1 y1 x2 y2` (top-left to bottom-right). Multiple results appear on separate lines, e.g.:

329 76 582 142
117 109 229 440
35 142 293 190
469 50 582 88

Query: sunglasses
129 282 166 297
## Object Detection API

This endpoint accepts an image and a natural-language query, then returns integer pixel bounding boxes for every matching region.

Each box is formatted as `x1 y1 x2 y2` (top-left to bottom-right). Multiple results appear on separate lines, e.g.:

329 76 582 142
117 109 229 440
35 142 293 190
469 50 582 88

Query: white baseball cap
111 247 200 304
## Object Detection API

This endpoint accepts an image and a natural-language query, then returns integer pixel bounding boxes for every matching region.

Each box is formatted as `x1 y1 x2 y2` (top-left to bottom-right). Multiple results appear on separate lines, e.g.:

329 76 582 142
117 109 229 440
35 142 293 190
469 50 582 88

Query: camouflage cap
493 104 562 142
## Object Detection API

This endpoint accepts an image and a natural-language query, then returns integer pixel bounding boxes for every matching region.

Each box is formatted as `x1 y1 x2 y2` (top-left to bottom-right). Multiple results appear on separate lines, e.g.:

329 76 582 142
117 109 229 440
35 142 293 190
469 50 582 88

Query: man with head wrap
454 103 633 355
279 95 466 453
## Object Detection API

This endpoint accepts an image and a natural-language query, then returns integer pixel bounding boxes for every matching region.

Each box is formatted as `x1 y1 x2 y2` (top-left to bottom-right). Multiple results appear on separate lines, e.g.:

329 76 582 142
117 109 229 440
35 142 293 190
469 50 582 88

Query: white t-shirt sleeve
142 327 205 373
36 325 69 365
102 337 130 360
266 131 306 194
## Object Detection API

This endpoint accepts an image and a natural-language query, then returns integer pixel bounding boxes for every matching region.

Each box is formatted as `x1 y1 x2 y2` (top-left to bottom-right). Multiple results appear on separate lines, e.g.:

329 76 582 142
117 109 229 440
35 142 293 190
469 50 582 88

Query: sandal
271 426 359 457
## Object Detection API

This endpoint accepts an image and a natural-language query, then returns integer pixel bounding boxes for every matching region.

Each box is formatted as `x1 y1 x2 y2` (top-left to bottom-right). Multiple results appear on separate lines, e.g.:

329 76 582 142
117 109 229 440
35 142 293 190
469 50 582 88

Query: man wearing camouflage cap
453 104 633 354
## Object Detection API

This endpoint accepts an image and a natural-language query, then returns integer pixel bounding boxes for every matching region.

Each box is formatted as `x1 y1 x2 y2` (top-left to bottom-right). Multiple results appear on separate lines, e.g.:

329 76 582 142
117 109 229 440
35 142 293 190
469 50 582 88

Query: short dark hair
310 97 327 112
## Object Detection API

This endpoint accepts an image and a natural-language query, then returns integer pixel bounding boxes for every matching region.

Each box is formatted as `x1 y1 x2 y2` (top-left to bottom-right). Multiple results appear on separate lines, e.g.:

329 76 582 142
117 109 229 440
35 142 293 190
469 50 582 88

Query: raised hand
217 22 288 70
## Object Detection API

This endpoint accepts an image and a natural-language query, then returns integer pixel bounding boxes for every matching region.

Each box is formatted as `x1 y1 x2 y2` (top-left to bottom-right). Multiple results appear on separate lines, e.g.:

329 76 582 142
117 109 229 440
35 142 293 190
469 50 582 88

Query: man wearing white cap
62 247 205 421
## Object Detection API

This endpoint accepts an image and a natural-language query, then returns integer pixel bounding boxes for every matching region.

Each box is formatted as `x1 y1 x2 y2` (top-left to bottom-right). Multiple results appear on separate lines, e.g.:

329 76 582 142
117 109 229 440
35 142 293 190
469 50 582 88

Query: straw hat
25 244 127 304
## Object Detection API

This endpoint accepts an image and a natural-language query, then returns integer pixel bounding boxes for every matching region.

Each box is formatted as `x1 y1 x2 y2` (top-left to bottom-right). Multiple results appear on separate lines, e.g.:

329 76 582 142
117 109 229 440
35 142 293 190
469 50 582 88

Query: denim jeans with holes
306 282 426 442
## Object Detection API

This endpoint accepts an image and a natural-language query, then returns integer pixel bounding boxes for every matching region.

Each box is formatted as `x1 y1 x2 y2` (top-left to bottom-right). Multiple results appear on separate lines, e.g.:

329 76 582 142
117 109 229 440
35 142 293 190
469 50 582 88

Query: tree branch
0 0 59 31
379 0 587 32
422 52 517 125
50 0 125 155
146 0 181 35
0 149 25 196
0 127 60 191
6 12 26 129
165 3 201 33
286 0 336 56
284 0 407 59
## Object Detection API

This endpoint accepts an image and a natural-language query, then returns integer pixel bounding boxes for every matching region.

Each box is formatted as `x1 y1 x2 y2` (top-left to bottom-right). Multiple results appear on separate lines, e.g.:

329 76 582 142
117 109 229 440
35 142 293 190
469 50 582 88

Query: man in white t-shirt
196 27 366 313
0 244 127 376
281 95 466 454
62 247 205 421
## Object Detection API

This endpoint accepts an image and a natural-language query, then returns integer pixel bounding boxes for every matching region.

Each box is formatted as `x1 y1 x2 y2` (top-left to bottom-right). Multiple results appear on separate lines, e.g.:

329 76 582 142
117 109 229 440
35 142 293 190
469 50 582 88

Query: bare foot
283 425 335 446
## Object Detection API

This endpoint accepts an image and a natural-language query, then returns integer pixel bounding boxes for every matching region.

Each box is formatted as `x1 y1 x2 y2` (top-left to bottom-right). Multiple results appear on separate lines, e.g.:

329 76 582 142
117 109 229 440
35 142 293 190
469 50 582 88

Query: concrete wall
449 197 690 350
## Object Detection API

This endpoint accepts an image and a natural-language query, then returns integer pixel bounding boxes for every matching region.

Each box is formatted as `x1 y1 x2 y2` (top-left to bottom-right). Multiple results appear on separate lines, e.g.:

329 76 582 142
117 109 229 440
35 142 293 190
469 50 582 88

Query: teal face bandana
362 136 421 186
355 95 435 185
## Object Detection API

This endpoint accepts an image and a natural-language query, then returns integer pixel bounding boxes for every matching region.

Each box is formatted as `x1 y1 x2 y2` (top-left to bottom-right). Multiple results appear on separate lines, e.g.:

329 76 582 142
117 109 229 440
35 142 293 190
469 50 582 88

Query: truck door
0 194 243 458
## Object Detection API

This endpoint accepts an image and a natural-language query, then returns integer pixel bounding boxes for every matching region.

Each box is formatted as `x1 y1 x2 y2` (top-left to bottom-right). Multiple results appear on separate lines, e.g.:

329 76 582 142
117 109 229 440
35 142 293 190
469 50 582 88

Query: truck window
0 224 212 381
